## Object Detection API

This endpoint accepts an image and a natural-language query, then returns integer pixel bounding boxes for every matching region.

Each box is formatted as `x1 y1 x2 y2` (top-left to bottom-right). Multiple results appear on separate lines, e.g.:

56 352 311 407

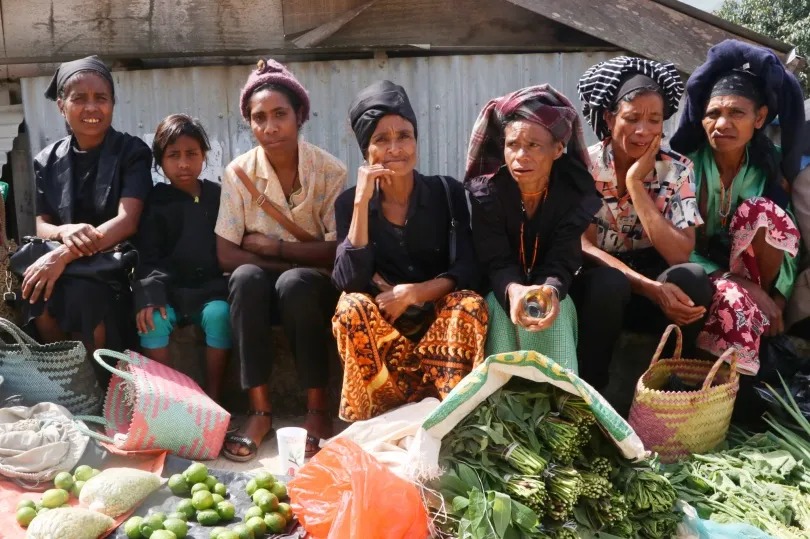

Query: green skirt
484 291 579 373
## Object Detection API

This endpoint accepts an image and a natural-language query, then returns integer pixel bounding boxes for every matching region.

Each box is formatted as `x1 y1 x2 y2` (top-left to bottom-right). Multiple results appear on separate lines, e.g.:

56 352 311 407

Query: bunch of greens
431 381 679 539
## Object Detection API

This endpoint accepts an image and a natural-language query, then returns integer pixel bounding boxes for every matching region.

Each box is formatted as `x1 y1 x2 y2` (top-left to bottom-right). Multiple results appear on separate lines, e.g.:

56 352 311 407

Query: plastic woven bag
288 438 428 539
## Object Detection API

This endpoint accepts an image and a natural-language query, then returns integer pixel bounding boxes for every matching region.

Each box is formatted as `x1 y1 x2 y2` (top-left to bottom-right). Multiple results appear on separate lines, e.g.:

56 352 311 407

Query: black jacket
133 180 227 317
467 154 601 311
34 127 153 226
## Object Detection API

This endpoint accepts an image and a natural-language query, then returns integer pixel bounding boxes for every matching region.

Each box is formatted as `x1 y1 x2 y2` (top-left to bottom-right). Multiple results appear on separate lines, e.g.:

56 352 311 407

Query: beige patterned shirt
215 141 347 245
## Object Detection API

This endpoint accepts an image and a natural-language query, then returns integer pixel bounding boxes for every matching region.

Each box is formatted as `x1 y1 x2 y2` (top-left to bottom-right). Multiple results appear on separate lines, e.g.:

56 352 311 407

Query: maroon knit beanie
239 59 311 123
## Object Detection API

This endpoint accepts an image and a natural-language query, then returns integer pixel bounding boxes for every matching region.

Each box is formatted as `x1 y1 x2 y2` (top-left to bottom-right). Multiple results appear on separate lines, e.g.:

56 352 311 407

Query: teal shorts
138 300 232 349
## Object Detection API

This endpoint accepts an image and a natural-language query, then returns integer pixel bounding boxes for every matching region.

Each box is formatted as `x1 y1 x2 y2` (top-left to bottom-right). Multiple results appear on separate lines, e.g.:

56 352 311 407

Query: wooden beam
292 0 378 48
505 0 778 73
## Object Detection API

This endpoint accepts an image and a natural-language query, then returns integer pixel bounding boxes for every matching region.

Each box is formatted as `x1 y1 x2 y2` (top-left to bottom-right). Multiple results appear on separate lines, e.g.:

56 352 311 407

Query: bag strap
72 415 117 445
92 349 135 381
438 176 458 267
0 317 38 352
702 347 739 390
229 163 318 243
650 324 683 366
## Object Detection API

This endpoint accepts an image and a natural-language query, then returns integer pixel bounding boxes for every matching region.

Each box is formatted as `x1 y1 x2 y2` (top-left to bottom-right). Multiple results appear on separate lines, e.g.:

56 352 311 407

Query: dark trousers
228 265 340 391
570 263 713 389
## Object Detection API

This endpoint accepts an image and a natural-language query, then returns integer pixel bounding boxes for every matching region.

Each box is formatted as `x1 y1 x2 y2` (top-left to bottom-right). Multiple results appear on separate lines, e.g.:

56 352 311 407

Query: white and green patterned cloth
484 291 579 373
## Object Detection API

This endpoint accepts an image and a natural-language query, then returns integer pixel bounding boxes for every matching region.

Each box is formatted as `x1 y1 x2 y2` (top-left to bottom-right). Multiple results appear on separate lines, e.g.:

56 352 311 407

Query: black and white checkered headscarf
577 56 684 141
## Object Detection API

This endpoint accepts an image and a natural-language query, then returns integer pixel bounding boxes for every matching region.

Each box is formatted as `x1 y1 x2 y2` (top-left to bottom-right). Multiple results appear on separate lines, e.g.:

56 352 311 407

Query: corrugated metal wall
20 52 684 187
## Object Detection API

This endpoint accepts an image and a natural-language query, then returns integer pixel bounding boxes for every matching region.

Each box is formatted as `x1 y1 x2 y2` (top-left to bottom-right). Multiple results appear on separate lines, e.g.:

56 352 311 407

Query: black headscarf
45 56 114 101
348 80 418 155
709 70 765 105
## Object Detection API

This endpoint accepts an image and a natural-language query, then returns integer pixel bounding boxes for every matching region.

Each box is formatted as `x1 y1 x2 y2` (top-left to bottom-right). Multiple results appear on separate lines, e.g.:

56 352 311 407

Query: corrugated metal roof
20 52 684 186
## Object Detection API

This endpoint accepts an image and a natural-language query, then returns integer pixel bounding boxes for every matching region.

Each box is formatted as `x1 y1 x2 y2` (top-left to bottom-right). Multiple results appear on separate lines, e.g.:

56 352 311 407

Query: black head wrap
614 73 663 107
348 80 418 155
45 56 114 101
709 70 765 106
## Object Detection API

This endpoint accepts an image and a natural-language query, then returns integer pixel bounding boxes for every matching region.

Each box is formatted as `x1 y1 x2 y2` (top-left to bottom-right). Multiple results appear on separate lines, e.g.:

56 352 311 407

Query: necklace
717 157 744 227
519 198 544 279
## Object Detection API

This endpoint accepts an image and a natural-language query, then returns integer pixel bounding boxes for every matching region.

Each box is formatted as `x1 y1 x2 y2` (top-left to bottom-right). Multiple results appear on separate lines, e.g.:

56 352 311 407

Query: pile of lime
230 470 294 537
124 512 189 539
15 465 100 528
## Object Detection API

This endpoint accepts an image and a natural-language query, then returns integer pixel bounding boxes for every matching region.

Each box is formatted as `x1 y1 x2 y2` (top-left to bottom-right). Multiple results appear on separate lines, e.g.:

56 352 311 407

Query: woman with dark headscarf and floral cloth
465 85 601 372
332 81 487 422
671 39 804 377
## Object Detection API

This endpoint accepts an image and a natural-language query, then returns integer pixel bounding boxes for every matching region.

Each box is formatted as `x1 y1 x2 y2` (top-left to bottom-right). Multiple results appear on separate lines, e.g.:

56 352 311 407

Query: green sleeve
689 250 722 276
775 248 798 298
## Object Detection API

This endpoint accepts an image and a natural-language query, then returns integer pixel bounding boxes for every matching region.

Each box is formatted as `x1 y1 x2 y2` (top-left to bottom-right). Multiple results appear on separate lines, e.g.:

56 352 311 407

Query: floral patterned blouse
589 140 703 253
215 141 347 245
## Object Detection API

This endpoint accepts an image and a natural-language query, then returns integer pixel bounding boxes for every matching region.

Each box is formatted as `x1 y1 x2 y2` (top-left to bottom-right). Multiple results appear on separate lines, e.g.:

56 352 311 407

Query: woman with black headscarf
671 40 803 377
21 56 152 363
332 80 486 422
573 56 712 390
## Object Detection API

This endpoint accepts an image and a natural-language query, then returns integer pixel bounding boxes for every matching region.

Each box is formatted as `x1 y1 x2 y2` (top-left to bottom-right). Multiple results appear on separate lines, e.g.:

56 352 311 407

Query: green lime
254 471 276 489
216 533 239 539
192 490 214 511
211 493 224 505
124 516 145 539
244 505 264 520
215 501 235 521
53 471 74 491
41 488 69 508
191 482 210 495
245 478 258 497
73 465 94 482
209 527 228 539
196 508 220 526
246 515 267 536
16 506 37 527
167 512 188 522
168 474 190 495
150 531 177 539
163 518 188 539
204 475 218 490
264 512 286 533
71 480 85 498
140 516 164 538
251 488 270 504
254 491 278 514
17 499 36 511
270 482 287 500
277 502 294 521
90 468 101 478
175 499 195 519
231 524 254 539
213 482 227 497
36 507 49 516
183 462 208 485
149 512 167 523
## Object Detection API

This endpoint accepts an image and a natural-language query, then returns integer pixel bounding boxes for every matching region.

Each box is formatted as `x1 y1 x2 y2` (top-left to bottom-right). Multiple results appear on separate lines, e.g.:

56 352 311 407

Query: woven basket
627 325 739 463
74 349 230 460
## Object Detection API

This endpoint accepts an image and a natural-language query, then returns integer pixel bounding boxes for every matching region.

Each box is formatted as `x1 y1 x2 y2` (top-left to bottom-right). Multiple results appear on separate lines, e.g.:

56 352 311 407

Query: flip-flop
221 410 275 462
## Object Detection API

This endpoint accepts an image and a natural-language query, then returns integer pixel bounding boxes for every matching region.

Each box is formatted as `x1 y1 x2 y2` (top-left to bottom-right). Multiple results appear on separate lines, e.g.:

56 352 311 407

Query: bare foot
304 411 332 456
226 413 273 458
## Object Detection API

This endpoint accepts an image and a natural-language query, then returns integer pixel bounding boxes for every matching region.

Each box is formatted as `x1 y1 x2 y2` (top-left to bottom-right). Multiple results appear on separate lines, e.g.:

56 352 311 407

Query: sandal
222 410 275 462
305 409 330 459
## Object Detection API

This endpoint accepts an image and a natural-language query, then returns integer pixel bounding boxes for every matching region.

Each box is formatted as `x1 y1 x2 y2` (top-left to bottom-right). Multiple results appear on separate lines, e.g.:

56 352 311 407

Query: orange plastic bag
288 438 428 539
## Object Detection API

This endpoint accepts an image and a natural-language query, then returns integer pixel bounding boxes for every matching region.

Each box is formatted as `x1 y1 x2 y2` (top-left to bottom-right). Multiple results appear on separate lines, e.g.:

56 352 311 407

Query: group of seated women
19 39 809 461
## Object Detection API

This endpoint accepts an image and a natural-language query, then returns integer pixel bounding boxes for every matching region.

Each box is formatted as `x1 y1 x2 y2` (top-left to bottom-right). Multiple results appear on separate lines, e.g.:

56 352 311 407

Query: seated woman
332 80 487 422
465 85 601 372
216 59 347 460
572 57 712 389
22 56 152 366
134 114 230 401
671 39 804 376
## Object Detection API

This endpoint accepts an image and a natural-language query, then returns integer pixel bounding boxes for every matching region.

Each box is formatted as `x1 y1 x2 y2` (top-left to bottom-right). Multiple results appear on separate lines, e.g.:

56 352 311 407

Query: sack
628 325 740 463
288 438 429 539
0 318 103 416
9 237 139 287
73 349 230 459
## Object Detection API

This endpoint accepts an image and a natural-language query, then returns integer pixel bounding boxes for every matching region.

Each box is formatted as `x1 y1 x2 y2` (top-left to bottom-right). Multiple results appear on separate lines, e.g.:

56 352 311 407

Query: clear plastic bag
288 438 428 539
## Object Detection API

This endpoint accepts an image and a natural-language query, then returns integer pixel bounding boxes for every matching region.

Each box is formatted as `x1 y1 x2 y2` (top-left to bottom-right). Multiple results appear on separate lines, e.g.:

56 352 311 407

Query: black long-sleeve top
466 154 601 312
133 179 227 316
332 171 480 293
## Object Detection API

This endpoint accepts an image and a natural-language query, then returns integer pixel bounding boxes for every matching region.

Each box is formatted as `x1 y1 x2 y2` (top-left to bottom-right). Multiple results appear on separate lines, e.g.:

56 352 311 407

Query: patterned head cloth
464 84 589 182
577 56 684 141
239 58 310 123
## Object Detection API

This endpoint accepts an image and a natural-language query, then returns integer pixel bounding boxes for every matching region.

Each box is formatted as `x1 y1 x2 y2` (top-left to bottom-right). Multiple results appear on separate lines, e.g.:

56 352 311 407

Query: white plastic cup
277 427 307 476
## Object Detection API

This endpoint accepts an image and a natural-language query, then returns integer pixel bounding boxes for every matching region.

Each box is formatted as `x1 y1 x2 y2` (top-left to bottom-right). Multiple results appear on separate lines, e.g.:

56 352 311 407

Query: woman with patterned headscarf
671 40 804 378
466 84 601 372
573 56 712 390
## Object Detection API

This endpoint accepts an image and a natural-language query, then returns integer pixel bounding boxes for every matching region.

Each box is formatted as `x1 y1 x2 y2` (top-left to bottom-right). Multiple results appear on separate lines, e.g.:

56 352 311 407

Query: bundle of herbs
430 381 678 538
665 375 810 539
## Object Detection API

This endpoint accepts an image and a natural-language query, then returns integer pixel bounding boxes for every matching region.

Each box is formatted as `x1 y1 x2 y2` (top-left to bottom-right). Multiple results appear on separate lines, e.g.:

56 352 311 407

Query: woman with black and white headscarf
572 56 712 391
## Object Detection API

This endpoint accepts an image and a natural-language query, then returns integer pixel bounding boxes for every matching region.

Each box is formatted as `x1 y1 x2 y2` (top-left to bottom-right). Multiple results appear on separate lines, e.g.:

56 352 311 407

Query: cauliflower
79 467 161 517
26 507 115 539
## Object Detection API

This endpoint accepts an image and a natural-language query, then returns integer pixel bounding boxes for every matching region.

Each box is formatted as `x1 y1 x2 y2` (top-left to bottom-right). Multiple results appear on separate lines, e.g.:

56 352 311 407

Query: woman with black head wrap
671 40 803 377
21 56 152 371
573 56 712 391
332 80 486 421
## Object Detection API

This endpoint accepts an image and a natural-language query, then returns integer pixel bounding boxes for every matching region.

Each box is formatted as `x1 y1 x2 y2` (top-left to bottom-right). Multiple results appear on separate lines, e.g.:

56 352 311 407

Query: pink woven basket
627 325 739 463
74 349 230 460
